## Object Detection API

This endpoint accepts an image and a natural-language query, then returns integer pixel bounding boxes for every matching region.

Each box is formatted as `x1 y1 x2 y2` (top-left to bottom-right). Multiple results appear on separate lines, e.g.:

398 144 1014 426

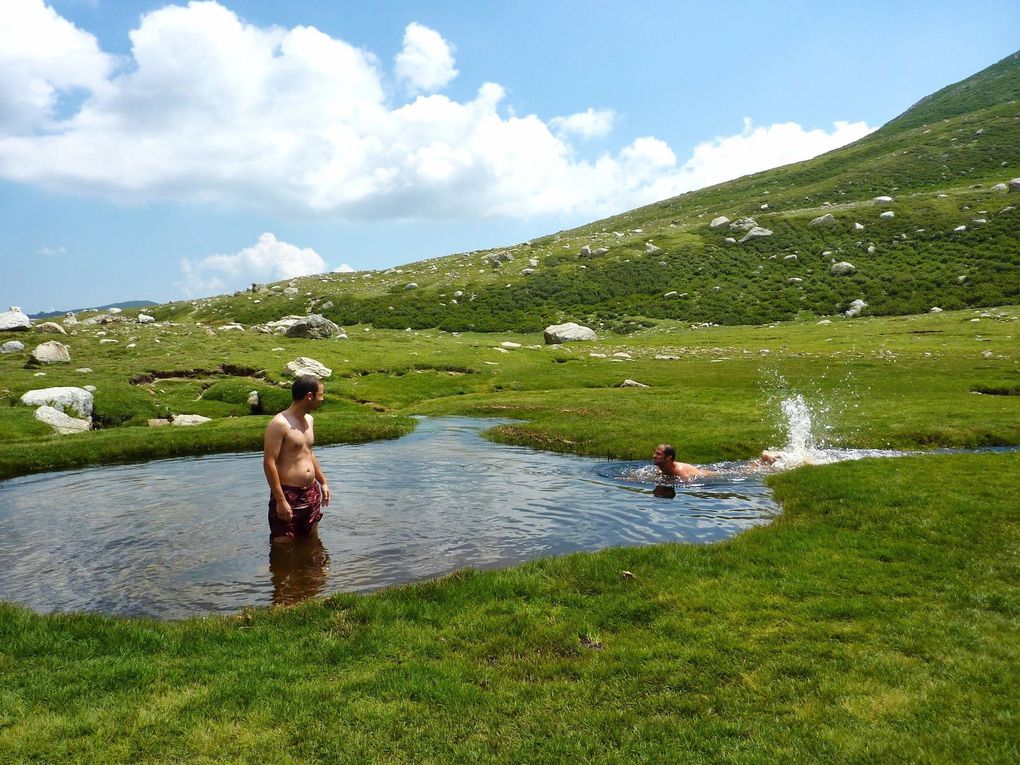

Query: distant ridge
29 300 158 320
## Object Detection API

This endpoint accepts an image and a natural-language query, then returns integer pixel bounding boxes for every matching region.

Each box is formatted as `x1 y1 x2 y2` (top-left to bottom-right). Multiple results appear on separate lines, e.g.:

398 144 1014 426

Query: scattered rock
285 314 345 340
655 354 680 360
63 312 77 325
283 357 332 378
853 222 865 231
810 213 837 227
500 342 521 349
783 254 798 261
247 390 262 414
645 242 662 254
1009 178 1020 192
543 322 597 344
739 226 773 243
1 340 24 354
817 319 832 325
992 183 1009 192
171 414 212 427
867 245 876 254
929 307 943 313
664 291 680 299
138 313 155 324
617 379 649 388
724 237 736 244
20 386 94 418
35 322 66 335
147 418 172 427
953 225 967 232
319 301 334 312
0 307 31 331
283 287 299 296
879 211 895 219
844 299 868 317
709 216 730 228
729 217 758 232
34 405 91 435
27 341 71 366
404 283 418 290
578 245 592 258
957 275 969 284
613 352 632 359
873 195 895 204
830 261 856 276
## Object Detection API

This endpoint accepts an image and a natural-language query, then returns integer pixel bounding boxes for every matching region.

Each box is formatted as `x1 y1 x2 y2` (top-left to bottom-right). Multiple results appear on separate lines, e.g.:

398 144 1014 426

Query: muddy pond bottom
0 417 779 619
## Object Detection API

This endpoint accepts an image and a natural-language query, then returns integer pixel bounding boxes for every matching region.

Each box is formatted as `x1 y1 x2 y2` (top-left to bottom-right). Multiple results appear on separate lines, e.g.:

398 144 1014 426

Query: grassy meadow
1 305 1018 762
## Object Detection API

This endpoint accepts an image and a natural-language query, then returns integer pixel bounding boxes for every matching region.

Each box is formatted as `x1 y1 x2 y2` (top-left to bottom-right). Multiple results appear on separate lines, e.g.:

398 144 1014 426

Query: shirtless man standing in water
263 375 331 543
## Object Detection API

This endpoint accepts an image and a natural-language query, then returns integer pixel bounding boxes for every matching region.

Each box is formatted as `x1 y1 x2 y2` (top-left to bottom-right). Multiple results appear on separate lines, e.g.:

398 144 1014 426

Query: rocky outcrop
729 217 757 232
171 414 212 426
810 213 837 227
0 307 31 331
35 321 66 334
283 357 333 378
138 313 155 324
20 386 94 418
844 299 868 317
27 341 70 366
543 322 597 344
709 216 730 228
284 314 346 340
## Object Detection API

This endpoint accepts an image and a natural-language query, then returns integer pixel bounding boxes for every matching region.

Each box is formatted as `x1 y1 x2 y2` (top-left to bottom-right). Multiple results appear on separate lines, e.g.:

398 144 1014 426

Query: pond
0 417 781 619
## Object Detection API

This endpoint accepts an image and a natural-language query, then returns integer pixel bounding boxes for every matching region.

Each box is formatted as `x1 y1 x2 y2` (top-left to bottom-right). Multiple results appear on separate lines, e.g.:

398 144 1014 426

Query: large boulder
20 386 94 418
1 340 24 354
739 226 773 243
34 405 91 435
1008 178 1020 192
35 321 66 335
27 341 71 366
137 313 155 324
63 312 78 325
709 216 730 228
0 307 31 331
284 314 346 339
810 213 837 227
543 322 597 344
830 261 857 276
283 357 333 379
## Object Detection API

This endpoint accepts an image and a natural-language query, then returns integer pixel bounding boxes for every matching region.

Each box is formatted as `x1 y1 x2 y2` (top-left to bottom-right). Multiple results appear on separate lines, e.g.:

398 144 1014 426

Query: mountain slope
150 50 1020 331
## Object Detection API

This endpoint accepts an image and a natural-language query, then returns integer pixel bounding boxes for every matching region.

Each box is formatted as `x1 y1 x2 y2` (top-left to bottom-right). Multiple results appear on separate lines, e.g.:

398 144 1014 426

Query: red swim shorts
268 482 323 540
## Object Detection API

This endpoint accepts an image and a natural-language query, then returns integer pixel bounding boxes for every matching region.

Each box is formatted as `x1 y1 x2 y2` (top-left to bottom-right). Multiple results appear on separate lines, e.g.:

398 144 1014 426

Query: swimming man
652 443 718 480
263 375 331 543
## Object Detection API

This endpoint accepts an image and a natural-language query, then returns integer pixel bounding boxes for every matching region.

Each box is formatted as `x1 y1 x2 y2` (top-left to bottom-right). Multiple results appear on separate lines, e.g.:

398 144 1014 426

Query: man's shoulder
266 412 289 431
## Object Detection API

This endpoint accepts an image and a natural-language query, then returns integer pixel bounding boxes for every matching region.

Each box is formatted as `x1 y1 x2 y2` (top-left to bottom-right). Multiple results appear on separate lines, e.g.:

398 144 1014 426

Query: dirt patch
131 364 266 385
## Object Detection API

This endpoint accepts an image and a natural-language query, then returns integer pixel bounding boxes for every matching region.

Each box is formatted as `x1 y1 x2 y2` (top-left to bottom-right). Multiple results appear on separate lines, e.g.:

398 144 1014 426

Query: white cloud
0 3 874 225
0 0 113 131
550 108 615 139
676 118 874 191
178 232 326 297
34 244 66 256
332 264 355 273
394 22 457 94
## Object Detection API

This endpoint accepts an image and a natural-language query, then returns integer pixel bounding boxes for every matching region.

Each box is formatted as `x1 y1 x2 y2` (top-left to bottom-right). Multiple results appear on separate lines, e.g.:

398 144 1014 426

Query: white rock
20 386 94 418
99 339 118 344
664 291 679 299
929 307 943 313
543 322 597 344
739 226 773 243
35 321 66 334
34 405 91 435
645 242 662 254
953 225 967 232
844 299 868 317
613 352 632 359
853 222 865 231
817 319 832 325
171 414 212 427
810 213 837 227
873 195 895 204
0 307 31 331
709 216 730 228
617 379 649 388
830 262 856 276
879 211 895 219
724 237 736 244
589 353 607 358
783 254 798 261
283 357 333 378
108 307 122 314
1 340 24 353
404 283 418 290
867 245 876 254
992 183 1008 192
729 217 758 231
63 312 77 325
500 342 521 348
1008 178 1020 192
138 313 155 324
29 341 71 365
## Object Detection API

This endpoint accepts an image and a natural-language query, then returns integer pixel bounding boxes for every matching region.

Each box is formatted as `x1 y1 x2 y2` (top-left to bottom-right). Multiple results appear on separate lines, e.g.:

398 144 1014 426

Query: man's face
307 384 325 410
652 445 669 468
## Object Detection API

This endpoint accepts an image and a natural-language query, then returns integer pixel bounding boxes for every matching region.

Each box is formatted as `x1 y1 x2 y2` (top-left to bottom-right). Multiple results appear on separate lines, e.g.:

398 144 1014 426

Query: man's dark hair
661 444 676 460
292 375 321 401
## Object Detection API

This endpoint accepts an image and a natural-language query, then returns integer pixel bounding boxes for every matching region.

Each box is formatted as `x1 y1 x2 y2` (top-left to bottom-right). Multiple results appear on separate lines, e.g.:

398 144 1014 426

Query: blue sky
2 0 1018 313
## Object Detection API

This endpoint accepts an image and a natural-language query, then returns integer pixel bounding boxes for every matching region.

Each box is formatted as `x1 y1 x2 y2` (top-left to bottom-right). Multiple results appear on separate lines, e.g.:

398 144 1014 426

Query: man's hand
320 482 330 507
275 499 293 521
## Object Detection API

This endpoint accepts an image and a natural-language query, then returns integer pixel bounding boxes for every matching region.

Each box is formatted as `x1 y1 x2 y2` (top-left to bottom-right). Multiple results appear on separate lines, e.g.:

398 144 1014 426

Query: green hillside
145 50 1018 332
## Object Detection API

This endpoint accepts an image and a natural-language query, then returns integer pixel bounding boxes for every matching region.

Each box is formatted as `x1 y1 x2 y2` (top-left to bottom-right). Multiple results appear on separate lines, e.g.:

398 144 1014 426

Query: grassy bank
1 452 1016 762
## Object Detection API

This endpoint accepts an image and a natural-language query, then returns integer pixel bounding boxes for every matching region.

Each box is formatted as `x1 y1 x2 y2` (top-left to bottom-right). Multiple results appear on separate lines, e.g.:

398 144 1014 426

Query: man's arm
307 415 330 506
263 417 292 520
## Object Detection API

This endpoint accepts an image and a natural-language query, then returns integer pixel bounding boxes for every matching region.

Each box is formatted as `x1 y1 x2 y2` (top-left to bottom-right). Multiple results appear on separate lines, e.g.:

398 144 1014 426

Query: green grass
1 452 1016 762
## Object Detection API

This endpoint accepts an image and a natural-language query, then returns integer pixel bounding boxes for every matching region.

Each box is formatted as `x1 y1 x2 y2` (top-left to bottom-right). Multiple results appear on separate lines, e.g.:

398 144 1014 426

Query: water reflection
269 536 331 606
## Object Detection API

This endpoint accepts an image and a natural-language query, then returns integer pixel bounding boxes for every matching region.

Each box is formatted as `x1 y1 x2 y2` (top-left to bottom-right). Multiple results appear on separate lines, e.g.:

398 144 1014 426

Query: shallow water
0 417 780 619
